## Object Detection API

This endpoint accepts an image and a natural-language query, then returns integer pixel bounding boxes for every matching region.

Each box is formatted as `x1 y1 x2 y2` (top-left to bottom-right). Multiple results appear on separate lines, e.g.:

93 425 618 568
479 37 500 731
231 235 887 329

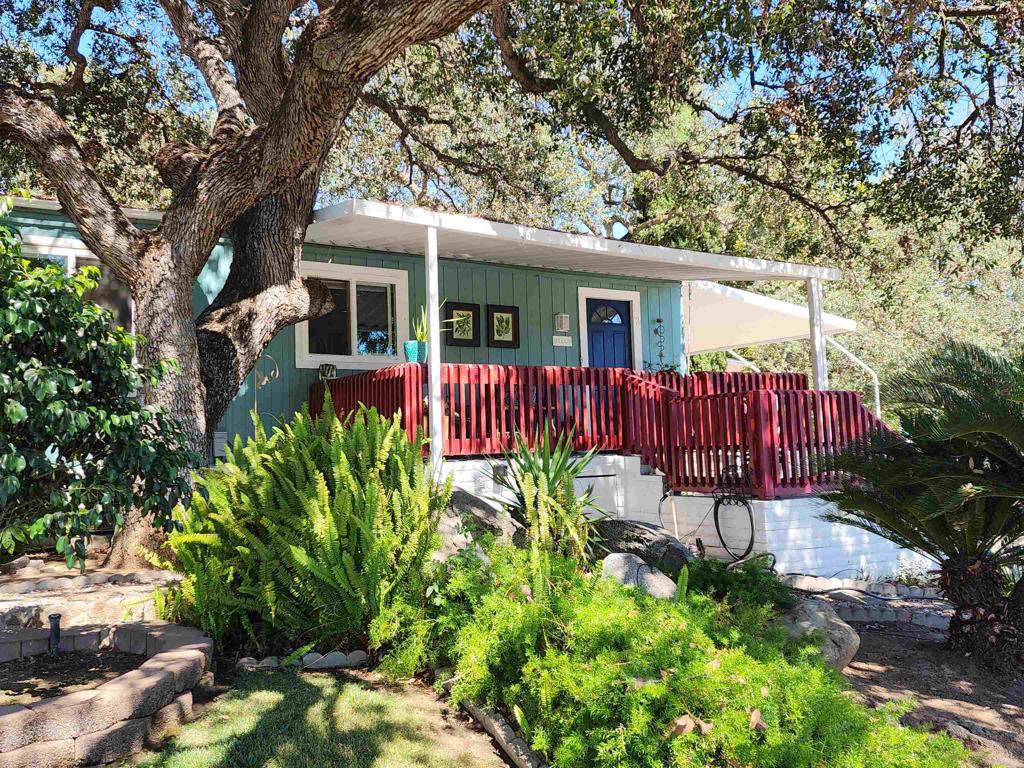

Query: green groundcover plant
152 400 450 661
0 193 196 567
426 546 965 768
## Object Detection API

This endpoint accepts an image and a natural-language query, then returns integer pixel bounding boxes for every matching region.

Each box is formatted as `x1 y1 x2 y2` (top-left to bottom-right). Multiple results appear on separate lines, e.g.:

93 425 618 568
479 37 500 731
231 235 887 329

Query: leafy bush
0 193 196 566
492 427 604 560
687 556 797 613
434 546 964 768
825 339 1024 670
155 401 450 658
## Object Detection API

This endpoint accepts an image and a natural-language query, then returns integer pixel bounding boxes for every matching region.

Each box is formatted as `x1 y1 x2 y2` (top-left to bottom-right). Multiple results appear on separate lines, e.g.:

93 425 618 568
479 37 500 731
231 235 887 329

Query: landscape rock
779 598 860 670
147 692 193 744
0 556 29 575
347 649 368 666
236 656 259 673
435 489 527 560
602 553 677 600
592 520 695 577
306 651 348 669
255 656 281 671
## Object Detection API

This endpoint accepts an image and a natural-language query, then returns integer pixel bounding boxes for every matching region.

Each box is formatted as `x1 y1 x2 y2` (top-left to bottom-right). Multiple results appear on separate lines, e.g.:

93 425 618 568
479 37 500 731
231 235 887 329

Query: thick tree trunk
940 556 1023 674
196 175 329 432
106 241 208 569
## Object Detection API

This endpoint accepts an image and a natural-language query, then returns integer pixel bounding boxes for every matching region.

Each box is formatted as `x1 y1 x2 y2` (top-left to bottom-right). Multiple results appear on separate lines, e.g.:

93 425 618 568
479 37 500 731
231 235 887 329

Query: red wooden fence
308 364 876 499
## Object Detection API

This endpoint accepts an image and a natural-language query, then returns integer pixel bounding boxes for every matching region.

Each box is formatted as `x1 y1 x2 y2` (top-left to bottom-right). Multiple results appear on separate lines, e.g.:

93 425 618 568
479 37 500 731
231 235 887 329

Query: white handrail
725 349 761 372
825 336 882 416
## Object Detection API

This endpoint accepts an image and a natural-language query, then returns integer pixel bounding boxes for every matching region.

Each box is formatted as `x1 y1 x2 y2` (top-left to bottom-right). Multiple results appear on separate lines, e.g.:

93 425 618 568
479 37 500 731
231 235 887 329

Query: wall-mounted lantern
554 312 570 333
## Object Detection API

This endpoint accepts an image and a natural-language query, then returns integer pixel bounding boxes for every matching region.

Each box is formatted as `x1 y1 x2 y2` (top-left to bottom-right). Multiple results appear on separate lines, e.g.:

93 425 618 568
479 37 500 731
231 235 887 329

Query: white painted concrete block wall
445 456 927 580
445 455 664 523
667 494 929 578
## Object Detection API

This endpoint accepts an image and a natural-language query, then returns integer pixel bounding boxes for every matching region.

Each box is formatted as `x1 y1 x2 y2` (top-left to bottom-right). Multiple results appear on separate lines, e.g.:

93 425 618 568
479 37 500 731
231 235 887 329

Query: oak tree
2 0 1020 564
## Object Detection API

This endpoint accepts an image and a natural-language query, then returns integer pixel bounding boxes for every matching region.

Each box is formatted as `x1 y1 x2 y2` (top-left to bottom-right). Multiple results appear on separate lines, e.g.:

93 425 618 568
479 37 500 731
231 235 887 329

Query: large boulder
592 519 695 577
435 488 527 561
779 598 860 670
602 552 677 600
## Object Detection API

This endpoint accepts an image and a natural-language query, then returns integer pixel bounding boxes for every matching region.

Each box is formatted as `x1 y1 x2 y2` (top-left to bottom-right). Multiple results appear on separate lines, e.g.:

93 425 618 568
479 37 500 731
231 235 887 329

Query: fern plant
156 399 451 655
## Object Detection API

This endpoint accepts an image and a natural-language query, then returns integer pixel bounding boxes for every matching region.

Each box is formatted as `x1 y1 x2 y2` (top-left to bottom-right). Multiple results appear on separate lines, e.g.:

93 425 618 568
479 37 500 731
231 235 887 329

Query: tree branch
235 0 299 122
163 0 488 270
0 88 142 284
490 4 666 175
490 4 558 94
154 140 207 192
65 0 117 90
158 0 246 126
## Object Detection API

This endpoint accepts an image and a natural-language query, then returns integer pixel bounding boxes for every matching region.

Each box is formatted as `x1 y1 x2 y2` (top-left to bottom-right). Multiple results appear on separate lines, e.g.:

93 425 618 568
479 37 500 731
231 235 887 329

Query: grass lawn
132 671 507 768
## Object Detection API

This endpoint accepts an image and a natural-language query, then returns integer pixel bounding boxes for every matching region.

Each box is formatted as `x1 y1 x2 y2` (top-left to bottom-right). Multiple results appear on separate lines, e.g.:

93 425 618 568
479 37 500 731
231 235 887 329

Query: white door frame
577 287 644 370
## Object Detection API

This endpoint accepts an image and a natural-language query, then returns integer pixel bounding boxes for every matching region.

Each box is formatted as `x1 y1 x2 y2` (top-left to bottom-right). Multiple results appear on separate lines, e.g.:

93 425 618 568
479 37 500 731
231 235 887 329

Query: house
11 197 919 579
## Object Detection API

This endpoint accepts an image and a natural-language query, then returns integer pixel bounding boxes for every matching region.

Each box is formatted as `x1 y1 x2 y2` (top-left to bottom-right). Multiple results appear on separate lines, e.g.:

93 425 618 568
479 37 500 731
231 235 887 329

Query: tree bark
940 556 1023 674
106 240 208 568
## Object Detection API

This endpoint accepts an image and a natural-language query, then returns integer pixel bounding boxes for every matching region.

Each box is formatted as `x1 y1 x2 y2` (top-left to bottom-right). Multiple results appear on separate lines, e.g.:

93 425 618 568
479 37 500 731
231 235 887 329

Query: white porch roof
687 280 856 353
307 199 841 282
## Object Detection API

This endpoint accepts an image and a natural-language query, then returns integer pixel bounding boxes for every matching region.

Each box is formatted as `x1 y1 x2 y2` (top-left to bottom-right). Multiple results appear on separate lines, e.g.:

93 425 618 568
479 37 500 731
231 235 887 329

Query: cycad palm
825 340 1024 671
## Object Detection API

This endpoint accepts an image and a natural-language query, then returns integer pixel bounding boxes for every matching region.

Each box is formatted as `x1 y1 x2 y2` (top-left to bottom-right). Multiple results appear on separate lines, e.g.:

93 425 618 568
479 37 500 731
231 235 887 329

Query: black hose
713 497 755 562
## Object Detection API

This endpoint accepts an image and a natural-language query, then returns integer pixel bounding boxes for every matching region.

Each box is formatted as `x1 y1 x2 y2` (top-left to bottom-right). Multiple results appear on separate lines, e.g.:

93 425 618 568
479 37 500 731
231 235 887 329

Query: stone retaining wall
781 574 952 631
0 621 211 768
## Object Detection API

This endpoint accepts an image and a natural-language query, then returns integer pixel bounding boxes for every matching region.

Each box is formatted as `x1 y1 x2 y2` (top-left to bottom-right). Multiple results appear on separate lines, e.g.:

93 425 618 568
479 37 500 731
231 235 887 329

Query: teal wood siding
8 206 684 443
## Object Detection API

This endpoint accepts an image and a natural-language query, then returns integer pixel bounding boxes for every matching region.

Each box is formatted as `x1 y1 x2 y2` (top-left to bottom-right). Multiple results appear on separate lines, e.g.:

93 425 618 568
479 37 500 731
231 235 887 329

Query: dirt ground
0 650 144 706
845 622 1024 767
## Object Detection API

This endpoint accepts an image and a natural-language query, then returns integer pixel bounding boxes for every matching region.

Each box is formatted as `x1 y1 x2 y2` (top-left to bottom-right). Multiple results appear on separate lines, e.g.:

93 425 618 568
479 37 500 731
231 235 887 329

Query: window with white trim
21 236 133 331
295 261 410 370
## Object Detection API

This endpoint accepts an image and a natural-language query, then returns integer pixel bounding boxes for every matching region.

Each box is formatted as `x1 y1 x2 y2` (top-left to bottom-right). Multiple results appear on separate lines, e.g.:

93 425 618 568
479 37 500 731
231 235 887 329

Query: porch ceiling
688 280 856 353
306 199 841 282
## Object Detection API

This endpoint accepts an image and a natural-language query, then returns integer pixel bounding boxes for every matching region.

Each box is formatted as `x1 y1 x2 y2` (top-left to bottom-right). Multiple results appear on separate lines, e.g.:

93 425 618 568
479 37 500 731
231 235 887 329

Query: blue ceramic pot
404 340 420 363
417 340 428 362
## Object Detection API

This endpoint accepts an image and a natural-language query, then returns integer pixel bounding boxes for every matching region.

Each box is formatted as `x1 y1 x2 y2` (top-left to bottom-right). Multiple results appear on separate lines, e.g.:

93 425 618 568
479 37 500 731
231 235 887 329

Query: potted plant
406 306 430 363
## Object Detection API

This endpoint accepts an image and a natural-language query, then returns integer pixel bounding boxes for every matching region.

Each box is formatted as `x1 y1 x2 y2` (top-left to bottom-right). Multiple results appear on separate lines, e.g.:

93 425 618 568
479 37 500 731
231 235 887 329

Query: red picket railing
310 363 425 440
309 363 874 499
440 364 626 456
620 374 884 498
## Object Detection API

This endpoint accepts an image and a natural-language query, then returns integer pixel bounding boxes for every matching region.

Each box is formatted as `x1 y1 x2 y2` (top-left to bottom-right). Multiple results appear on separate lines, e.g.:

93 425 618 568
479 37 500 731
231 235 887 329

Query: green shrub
0 192 197 567
686 556 797 612
492 427 605 560
155 401 450 658
432 545 965 768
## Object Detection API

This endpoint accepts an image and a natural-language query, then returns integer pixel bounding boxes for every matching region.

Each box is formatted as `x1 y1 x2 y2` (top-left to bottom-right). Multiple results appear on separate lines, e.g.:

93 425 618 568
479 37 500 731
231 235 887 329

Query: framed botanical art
487 304 520 349
444 302 480 347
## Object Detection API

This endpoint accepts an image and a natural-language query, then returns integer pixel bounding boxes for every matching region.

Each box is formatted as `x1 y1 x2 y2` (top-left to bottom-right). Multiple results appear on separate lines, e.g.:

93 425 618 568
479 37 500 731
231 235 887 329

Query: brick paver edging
0 620 211 768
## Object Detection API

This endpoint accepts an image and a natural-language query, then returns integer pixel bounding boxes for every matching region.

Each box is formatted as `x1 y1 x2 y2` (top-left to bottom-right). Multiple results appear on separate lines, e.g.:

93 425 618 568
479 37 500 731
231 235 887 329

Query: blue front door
586 297 633 368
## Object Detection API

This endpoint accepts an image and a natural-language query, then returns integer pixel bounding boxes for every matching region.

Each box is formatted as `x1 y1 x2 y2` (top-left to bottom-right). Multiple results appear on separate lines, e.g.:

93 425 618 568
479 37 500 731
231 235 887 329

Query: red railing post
746 389 778 500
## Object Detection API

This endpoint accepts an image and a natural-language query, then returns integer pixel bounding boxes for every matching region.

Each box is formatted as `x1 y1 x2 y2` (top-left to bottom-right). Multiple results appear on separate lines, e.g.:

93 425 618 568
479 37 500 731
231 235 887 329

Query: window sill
295 353 405 371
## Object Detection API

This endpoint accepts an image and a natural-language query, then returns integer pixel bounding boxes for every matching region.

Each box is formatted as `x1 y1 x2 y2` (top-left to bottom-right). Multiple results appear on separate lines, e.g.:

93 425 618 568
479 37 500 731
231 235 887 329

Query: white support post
425 226 445 471
680 281 693 374
806 278 828 390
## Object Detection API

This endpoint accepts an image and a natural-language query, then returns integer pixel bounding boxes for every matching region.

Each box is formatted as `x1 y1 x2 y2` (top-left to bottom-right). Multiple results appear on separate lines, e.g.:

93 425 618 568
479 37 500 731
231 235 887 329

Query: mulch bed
0 650 145 706
844 621 1024 768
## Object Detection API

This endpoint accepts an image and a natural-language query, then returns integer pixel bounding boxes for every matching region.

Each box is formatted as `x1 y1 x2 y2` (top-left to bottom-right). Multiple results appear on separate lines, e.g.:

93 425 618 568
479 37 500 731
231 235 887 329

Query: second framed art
487 304 520 349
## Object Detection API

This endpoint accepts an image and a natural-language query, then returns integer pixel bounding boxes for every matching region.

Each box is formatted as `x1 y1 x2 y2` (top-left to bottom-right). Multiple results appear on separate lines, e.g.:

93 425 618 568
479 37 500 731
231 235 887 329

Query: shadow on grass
139 671 454 768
